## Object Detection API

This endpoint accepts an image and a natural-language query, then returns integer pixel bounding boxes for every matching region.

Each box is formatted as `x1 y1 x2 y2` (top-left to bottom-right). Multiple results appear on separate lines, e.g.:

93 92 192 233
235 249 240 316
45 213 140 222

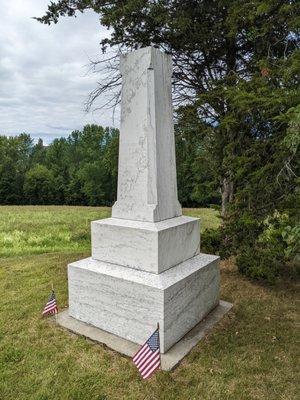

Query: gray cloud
0 0 117 144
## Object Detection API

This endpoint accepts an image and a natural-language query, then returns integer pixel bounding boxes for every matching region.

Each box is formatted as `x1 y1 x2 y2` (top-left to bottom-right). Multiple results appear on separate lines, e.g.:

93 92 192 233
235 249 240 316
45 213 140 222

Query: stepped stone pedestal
63 47 229 361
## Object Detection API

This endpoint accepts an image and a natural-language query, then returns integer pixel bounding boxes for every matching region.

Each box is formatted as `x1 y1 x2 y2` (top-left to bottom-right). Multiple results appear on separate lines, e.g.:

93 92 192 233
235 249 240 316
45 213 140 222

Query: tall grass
0 206 220 257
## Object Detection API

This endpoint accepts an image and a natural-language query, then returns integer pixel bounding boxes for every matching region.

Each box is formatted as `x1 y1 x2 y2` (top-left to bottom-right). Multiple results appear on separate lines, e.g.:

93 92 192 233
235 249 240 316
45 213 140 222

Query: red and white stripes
133 328 161 379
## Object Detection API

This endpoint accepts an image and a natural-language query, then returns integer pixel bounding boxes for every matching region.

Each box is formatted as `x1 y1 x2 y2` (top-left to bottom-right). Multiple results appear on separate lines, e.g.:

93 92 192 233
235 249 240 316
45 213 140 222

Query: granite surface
112 47 181 222
68 253 219 353
91 215 200 274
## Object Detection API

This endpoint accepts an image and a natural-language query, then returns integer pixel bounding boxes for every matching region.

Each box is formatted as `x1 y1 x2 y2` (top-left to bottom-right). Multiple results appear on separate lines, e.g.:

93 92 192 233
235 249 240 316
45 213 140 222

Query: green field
0 206 298 400
0 206 220 257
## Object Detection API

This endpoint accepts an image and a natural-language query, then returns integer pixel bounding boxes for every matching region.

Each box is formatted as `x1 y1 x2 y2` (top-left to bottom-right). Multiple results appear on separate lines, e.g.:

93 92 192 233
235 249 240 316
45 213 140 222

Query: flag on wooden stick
42 290 58 316
133 326 161 379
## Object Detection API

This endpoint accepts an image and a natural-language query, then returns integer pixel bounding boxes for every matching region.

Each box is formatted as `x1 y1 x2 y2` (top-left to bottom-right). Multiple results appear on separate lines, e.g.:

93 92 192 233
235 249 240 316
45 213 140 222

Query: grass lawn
0 206 220 257
0 206 298 399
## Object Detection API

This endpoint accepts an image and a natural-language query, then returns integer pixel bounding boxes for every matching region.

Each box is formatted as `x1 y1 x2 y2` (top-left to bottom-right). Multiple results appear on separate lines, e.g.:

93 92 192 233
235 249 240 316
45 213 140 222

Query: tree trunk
221 177 234 217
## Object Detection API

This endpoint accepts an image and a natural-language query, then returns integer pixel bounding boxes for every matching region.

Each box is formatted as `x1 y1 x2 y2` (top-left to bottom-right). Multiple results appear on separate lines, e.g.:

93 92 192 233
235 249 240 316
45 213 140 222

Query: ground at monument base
56 300 232 371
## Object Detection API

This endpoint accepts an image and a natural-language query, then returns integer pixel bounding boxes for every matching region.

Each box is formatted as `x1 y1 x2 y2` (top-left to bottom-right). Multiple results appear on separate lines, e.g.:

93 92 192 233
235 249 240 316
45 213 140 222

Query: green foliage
0 124 218 207
259 211 300 259
0 125 120 206
201 228 222 255
232 211 300 283
62 125 119 206
175 106 221 207
31 138 46 165
24 164 56 204
0 134 32 204
282 225 300 259
236 247 280 283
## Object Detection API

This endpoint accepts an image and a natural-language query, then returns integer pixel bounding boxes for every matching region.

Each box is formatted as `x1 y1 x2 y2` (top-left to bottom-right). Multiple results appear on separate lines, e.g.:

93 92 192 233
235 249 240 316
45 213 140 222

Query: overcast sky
0 0 116 144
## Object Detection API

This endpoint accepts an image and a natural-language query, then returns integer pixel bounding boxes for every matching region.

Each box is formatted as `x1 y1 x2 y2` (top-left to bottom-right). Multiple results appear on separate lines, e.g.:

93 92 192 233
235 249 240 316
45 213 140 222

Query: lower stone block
68 253 220 353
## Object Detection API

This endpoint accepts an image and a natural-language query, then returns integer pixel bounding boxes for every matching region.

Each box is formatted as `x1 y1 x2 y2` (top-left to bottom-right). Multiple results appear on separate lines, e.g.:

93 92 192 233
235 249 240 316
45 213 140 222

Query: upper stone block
112 46 182 222
91 215 200 274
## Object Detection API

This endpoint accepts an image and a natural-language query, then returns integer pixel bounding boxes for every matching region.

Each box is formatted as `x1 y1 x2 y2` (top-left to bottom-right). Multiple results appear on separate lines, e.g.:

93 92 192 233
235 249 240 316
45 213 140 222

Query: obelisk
67 47 220 353
111 47 182 222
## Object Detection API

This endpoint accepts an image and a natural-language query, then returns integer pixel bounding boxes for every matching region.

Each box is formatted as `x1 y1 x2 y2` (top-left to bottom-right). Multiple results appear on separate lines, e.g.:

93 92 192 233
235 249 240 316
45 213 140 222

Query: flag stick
51 282 57 323
157 322 161 369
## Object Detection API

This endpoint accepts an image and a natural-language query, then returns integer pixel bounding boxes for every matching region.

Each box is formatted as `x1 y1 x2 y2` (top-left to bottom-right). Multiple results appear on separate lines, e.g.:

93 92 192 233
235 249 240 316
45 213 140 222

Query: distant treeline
0 124 220 207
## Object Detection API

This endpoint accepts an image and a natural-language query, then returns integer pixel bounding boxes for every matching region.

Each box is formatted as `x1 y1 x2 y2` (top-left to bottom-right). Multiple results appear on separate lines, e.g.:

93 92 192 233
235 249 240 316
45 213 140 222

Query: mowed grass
0 206 299 399
0 206 220 257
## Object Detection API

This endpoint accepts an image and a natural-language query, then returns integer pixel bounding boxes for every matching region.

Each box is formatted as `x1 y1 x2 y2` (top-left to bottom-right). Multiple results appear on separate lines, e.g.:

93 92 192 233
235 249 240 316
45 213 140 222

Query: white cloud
0 0 118 144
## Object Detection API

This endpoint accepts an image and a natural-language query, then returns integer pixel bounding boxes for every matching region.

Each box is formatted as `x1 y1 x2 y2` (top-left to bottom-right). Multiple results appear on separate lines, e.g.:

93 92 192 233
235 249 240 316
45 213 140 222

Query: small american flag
42 290 58 316
133 327 161 379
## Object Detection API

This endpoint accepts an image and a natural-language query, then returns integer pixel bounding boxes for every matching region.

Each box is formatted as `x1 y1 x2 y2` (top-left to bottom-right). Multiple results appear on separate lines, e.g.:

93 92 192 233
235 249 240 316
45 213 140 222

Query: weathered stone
91 216 200 274
68 253 220 353
57 301 233 371
111 47 182 223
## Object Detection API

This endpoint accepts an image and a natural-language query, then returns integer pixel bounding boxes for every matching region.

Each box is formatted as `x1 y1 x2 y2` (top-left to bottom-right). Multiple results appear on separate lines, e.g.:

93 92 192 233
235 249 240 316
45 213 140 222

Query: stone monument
58 47 231 368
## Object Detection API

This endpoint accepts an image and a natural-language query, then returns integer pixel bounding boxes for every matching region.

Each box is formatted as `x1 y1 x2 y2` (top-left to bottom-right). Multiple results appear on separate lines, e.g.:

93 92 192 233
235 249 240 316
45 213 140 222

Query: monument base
56 301 232 371
68 253 220 353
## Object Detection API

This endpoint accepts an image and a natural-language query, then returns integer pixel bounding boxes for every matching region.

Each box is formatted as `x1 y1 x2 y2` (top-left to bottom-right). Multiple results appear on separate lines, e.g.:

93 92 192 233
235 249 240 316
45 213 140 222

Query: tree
101 127 119 204
0 134 32 204
45 137 70 203
24 164 56 204
0 125 119 207
31 138 46 166
63 124 119 205
36 0 300 216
